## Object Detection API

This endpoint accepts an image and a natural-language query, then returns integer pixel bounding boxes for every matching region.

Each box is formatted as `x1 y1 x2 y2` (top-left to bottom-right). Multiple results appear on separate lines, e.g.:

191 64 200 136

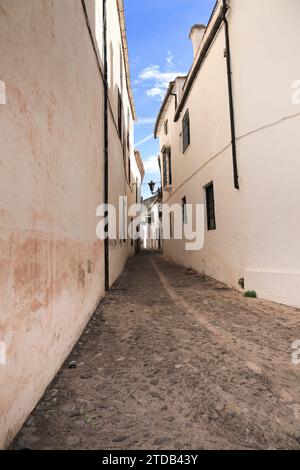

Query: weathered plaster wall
0 0 140 447
0 0 105 447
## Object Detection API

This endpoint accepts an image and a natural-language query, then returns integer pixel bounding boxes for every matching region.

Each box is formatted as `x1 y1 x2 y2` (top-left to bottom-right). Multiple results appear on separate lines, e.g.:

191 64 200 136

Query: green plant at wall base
238 278 245 289
80 410 97 428
243 290 257 298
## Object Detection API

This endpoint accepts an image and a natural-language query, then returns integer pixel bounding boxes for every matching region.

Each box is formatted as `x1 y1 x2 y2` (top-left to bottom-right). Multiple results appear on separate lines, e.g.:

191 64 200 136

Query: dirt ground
12 251 300 450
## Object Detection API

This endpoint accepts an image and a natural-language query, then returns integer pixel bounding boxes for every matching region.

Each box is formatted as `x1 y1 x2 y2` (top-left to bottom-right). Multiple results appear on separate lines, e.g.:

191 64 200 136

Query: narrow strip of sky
124 0 216 198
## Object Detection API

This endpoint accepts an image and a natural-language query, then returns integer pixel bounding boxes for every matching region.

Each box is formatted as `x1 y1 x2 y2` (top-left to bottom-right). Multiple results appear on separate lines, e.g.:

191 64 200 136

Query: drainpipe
222 0 239 190
103 0 110 290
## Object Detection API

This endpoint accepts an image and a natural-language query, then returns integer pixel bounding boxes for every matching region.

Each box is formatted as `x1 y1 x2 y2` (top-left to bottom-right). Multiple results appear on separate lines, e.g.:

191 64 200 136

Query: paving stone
10 252 300 451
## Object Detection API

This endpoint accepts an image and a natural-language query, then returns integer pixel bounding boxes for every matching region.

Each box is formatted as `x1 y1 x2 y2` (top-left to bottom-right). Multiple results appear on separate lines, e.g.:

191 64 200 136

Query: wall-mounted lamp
148 180 156 194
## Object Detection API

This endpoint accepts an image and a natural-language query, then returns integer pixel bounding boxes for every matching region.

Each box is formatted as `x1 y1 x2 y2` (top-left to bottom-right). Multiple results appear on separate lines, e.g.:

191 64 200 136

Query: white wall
157 0 300 307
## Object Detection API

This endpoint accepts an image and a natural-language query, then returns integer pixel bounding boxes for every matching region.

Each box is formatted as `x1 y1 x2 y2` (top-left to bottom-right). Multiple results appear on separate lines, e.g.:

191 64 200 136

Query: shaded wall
0 0 105 447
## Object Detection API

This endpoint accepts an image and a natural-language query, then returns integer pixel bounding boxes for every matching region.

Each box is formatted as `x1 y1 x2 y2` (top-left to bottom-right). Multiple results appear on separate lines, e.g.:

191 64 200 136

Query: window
127 131 130 151
162 147 172 188
118 89 123 138
122 132 126 165
164 119 168 135
128 156 131 184
170 213 173 238
182 196 187 224
205 183 216 231
182 110 190 153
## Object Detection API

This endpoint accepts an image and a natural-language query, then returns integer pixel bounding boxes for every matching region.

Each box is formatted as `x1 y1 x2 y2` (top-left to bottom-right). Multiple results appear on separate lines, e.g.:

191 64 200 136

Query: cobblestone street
12 252 300 450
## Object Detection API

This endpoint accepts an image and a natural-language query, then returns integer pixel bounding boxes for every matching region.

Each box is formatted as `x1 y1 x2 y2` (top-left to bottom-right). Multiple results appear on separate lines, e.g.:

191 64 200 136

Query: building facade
0 0 141 447
155 0 300 308
141 195 162 251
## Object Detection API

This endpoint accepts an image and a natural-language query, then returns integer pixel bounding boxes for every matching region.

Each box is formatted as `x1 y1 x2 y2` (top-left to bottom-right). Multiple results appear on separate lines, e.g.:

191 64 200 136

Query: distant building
155 0 300 308
141 195 162 251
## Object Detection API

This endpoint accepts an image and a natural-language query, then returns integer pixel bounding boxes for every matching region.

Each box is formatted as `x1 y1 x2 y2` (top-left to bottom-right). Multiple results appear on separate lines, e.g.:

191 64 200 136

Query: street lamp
148 180 156 194
148 180 162 201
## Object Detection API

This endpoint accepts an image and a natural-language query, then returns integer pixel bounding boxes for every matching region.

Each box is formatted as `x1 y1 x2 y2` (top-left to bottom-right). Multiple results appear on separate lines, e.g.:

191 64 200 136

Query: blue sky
124 0 216 198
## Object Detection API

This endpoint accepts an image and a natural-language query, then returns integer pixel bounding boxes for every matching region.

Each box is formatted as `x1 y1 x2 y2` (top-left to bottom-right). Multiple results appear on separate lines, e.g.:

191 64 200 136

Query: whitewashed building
155 0 300 308
141 195 162 251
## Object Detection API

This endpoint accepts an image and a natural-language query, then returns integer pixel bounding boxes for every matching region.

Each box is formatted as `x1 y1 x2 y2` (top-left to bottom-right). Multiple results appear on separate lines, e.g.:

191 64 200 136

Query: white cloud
139 65 179 84
166 50 174 69
146 87 166 100
143 155 160 174
139 54 185 101
135 134 153 147
136 117 156 126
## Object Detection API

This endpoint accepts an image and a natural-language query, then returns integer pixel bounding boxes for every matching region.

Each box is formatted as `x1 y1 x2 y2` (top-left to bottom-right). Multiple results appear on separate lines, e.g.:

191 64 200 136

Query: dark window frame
118 88 123 138
164 119 169 135
169 213 173 239
182 196 187 224
182 109 190 153
128 156 131 184
205 182 216 231
122 131 126 165
127 130 130 151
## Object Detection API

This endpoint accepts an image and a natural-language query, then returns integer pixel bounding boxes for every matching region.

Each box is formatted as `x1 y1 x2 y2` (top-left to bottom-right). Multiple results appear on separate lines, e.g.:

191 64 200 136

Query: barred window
205 183 216 231
162 147 172 188
182 110 190 153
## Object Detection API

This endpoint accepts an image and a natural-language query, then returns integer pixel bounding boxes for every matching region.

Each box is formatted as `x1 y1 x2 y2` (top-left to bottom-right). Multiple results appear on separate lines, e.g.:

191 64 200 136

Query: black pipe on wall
103 0 110 290
222 0 239 190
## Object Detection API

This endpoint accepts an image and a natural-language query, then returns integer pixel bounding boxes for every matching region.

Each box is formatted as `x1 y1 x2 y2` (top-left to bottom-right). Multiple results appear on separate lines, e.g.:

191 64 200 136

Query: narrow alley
12 252 300 450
